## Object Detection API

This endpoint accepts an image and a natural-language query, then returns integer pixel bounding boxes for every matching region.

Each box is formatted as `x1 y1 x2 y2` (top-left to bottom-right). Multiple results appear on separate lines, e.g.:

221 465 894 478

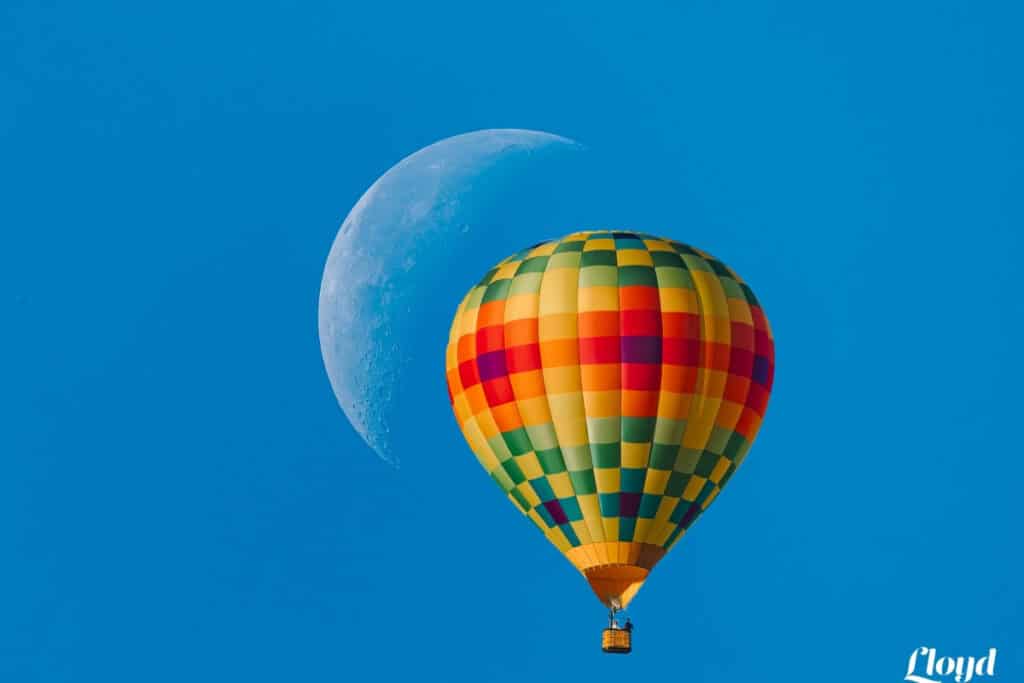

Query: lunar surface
319 129 599 465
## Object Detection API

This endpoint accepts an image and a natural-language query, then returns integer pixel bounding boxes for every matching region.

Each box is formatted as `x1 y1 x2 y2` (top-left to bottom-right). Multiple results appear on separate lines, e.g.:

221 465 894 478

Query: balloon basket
601 628 632 654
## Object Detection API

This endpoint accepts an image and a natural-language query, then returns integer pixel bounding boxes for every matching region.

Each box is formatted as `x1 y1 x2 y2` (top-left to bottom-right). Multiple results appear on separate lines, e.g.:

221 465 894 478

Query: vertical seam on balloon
650 243 709 548
613 235 626 552
663 248 735 549
645 241 697 548
659 250 714 548
469 267 507 488
448 287 508 488
716 269 760 496
500 253 574 550
690 250 734 516
576 231 610 548
732 276 774 466
469 260 522 490
571 232 608 547
632 237 670 547
535 236 600 556
616 234 663 547
473 260 541 508
637 245 693 548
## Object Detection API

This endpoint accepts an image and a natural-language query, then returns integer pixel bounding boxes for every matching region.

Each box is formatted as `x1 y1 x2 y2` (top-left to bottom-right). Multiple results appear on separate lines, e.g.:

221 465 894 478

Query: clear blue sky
3 1 1022 681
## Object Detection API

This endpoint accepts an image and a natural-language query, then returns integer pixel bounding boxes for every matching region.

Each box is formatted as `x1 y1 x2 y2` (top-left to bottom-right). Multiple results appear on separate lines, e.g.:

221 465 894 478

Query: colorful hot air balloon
445 230 774 640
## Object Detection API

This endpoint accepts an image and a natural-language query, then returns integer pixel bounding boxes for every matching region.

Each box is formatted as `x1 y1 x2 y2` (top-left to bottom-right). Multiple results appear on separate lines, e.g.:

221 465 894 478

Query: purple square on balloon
621 336 661 364
476 350 508 381
752 355 771 386
543 500 569 525
619 492 642 518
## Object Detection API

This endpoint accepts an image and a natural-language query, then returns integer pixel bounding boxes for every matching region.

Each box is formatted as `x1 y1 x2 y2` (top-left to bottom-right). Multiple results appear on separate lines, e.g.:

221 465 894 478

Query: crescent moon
319 129 591 466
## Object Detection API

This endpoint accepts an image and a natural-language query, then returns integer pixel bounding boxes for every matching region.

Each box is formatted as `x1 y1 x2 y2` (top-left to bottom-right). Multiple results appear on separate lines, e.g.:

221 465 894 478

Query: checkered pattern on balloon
446 231 774 608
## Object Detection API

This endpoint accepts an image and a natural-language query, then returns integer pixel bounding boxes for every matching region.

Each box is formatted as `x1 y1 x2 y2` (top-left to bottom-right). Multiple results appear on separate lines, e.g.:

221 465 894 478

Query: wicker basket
601 628 632 654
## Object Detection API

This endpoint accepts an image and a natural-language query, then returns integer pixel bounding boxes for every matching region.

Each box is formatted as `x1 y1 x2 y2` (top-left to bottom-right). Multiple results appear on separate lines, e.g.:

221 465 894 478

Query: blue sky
3 1 1022 681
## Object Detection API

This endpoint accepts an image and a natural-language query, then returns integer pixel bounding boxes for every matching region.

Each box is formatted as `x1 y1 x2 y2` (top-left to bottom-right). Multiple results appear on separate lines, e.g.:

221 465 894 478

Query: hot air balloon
445 230 774 653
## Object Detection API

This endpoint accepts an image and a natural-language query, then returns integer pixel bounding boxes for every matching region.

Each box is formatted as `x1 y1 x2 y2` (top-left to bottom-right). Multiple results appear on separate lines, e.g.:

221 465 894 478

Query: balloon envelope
445 230 775 608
